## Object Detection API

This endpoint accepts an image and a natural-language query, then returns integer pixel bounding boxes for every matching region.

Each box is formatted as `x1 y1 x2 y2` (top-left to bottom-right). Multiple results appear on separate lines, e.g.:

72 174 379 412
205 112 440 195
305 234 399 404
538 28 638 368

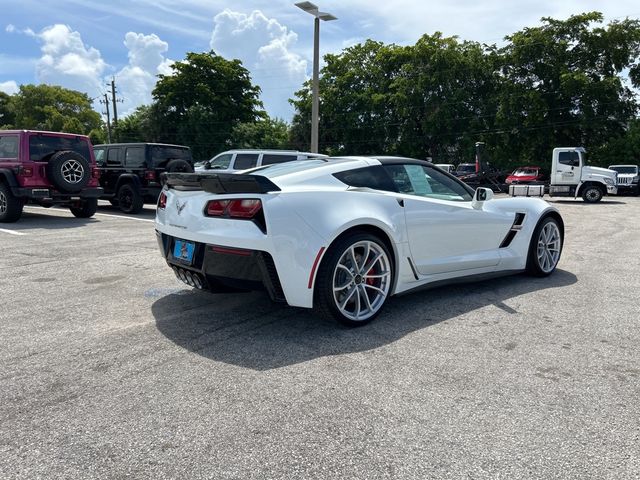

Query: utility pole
110 77 119 129
100 93 112 144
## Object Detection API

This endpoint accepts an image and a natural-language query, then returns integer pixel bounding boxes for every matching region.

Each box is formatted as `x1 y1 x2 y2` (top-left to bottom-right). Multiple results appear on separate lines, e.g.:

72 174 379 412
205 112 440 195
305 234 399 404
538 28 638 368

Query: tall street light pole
295 2 337 153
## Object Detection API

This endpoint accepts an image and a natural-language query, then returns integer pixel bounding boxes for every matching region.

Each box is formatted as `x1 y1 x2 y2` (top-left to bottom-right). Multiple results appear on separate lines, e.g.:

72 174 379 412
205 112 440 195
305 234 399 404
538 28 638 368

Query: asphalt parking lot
1 196 639 479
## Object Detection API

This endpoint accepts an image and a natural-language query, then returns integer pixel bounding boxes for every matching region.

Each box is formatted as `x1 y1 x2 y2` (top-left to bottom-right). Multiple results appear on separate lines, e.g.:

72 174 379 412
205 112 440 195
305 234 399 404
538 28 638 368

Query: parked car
156 156 564 326
454 163 477 177
505 166 547 184
0 130 103 222
195 149 327 172
434 163 455 174
93 143 193 213
608 165 639 195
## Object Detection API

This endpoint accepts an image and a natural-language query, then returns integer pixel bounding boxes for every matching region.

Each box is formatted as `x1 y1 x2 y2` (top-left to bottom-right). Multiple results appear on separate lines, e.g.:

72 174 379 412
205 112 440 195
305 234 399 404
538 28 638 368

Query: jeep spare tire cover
46 151 91 193
165 159 193 173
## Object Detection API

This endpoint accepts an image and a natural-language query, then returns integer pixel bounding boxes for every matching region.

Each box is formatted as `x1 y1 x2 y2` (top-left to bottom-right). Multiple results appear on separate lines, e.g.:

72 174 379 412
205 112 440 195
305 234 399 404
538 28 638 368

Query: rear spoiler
163 173 281 194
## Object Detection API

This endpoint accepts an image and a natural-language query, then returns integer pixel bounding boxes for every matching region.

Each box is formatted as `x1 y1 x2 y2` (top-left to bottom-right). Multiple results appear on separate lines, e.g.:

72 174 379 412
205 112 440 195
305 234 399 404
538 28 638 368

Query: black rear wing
163 173 281 194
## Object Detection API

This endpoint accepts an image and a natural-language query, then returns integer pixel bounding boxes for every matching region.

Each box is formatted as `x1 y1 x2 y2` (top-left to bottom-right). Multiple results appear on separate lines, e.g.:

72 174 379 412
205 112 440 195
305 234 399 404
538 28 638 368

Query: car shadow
153 269 578 371
97 204 157 219
548 200 627 205
10 209 98 230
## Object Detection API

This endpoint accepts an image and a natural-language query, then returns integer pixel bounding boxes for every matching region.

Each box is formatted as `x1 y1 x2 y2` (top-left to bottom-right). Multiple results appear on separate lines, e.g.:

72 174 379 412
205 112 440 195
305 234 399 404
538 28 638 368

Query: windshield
512 168 539 176
29 134 91 162
456 164 476 174
246 159 328 177
609 166 638 174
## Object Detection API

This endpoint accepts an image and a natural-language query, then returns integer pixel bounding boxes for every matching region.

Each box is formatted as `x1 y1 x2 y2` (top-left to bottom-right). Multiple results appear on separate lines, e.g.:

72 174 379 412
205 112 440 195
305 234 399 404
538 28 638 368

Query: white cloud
30 24 107 97
211 9 307 119
115 32 174 115
0 80 19 95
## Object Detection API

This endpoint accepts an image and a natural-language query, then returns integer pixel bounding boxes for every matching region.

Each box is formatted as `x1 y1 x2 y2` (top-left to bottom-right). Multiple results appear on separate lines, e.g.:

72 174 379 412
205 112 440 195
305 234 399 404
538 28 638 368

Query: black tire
581 185 603 203
70 198 98 218
117 184 144 214
314 232 393 327
0 182 24 223
108 199 119 206
526 216 563 277
166 159 193 173
46 151 91 193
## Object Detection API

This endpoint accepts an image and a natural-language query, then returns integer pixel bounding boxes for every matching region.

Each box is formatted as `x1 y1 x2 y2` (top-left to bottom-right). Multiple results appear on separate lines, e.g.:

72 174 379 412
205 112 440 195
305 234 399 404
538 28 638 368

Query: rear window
29 134 91 162
252 159 328 178
150 146 191 162
0 135 19 160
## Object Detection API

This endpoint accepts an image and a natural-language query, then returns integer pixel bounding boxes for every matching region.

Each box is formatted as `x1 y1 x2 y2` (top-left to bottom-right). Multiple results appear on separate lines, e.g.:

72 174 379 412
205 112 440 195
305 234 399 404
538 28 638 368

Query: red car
505 166 546 184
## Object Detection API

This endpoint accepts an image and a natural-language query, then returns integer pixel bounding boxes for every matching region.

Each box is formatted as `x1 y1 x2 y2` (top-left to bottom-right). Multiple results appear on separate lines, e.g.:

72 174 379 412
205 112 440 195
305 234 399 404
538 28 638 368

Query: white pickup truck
548 147 617 203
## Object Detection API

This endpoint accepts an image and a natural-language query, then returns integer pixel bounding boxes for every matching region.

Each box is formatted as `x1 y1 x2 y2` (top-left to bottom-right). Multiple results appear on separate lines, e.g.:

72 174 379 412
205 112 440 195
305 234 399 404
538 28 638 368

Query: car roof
0 130 90 140
94 142 189 149
214 149 328 157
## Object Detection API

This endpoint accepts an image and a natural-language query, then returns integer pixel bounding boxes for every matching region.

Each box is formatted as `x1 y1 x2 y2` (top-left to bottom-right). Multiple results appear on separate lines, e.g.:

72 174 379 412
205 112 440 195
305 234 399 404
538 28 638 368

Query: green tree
493 12 640 167
116 105 152 143
150 51 264 159
11 84 102 134
0 91 15 127
230 117 290 149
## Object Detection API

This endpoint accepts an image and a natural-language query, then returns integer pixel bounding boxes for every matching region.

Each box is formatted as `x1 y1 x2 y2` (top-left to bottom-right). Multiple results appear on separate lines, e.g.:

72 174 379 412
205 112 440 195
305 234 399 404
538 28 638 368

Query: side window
558 151 579 167
233 153 259 170
107 148 122 166
0 135 19 160
94 148 106 166
384 164 472 201
125 147 145 167
209 153 232 169
261 154 296 166
333 166 397 192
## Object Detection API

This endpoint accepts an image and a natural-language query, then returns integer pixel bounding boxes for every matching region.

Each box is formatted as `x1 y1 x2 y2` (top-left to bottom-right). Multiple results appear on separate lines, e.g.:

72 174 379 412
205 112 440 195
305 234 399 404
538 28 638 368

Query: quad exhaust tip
173 266 205 290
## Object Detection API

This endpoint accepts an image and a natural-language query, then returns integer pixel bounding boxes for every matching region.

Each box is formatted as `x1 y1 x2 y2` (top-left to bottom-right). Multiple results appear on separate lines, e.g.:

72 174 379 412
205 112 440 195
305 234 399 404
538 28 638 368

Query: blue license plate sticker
173 239 195 263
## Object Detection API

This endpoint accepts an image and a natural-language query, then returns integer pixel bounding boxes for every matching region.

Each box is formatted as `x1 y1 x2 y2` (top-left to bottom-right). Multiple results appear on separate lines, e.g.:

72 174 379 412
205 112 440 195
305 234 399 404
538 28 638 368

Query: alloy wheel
61 160 85 184
0 190 6 214
536 221 561 273
332 240 391 322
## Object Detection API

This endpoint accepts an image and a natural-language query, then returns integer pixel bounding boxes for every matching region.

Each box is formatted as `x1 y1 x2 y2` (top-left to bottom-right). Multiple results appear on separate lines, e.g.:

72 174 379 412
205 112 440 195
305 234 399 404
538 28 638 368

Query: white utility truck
547 147 617 203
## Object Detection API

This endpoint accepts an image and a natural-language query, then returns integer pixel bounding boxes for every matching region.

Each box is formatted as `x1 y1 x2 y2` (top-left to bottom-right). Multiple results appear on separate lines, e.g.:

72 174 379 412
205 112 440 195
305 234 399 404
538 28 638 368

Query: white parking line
24 206 155 223
0 228 26 236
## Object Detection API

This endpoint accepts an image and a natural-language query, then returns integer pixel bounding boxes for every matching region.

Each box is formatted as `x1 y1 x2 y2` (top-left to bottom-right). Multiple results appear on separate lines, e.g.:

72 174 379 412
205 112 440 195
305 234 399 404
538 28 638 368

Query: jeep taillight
158 191 167 209
205 199 262 218
145 170 156 181
18 166 34 177
92 167 100 179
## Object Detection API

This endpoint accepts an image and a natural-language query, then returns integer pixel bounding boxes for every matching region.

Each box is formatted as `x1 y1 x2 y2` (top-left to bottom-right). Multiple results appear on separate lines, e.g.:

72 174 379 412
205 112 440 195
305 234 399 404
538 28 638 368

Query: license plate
173 239 195 264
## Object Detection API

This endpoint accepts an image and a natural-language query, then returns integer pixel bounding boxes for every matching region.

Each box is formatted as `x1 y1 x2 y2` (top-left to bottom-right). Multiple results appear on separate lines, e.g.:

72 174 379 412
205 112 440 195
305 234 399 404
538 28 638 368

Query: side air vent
499 212 527 248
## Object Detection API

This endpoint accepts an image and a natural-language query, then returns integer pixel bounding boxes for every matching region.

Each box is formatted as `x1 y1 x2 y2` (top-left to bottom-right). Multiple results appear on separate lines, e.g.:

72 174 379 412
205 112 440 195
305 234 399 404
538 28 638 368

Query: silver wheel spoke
362 252 383 274
359 285 373 313
339 286 358 310
363 283 386 296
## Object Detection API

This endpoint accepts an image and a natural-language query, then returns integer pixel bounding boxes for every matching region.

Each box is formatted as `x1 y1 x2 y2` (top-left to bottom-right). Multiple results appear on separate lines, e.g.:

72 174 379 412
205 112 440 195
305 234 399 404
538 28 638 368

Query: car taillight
92 167 100 179
18 166 34 177
158 191 167 209
145 170 156 181
205 199 262 218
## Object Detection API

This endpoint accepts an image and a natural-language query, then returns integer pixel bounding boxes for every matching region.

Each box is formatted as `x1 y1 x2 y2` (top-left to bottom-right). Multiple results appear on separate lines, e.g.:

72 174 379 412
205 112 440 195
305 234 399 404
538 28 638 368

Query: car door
383 163 513 276
552 150 580 185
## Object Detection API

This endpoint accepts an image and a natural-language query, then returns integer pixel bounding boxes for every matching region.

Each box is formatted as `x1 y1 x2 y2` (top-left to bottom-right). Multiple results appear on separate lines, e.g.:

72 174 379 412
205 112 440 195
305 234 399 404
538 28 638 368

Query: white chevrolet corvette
155 157 564 326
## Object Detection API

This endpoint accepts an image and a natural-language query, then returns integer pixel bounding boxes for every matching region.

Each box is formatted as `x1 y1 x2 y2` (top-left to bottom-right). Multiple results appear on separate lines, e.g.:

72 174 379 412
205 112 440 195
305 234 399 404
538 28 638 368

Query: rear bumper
12 186 104 200
156 231 286 302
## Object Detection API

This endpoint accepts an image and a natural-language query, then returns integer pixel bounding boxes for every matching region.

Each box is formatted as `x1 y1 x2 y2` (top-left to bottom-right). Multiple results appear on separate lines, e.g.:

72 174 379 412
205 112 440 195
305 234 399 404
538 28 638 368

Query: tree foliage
148 51 265 159
291 12 640 167
230 117 290 149
9 84 102 135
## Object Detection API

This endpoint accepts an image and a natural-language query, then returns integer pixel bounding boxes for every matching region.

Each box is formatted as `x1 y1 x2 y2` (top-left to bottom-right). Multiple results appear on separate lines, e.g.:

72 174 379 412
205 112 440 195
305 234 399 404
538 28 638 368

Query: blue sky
1 0 639 121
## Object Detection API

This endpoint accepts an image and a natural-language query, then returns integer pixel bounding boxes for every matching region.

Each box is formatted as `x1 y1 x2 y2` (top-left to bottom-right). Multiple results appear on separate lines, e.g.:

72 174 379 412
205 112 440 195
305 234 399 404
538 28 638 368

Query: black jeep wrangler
93 143 193 213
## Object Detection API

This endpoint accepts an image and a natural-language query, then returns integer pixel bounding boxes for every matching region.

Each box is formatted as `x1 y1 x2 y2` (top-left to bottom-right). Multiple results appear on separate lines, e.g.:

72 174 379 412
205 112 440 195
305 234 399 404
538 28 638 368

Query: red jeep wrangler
0 130 103 222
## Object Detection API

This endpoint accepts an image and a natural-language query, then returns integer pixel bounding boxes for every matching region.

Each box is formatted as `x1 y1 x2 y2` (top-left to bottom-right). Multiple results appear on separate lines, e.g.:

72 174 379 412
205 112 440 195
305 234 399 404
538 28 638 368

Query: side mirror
472 187 494 209
204 162 211 170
